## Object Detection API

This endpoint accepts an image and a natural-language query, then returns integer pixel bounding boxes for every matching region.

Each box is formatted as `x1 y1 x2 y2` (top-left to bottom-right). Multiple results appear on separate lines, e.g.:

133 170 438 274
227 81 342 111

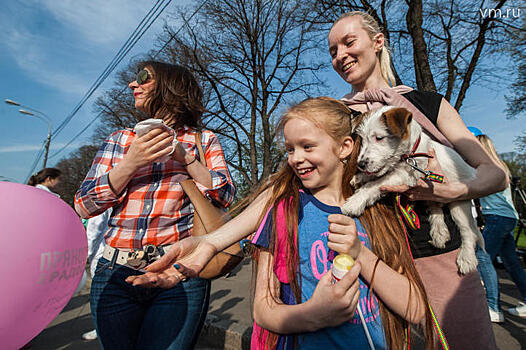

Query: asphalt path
29 259 525 349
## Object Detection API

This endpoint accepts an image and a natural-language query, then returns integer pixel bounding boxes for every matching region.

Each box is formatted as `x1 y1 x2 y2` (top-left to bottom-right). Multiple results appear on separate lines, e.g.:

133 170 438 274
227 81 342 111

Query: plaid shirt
74 126 236 249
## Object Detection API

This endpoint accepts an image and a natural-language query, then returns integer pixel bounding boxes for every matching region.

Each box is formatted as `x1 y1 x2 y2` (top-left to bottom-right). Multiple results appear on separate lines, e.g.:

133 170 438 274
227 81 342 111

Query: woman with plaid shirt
74 61 235 350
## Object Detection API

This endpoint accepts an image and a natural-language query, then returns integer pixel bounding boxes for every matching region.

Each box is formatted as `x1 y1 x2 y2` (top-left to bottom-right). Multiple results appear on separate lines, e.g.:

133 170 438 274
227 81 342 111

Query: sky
0 0 175 183
0 1 524 184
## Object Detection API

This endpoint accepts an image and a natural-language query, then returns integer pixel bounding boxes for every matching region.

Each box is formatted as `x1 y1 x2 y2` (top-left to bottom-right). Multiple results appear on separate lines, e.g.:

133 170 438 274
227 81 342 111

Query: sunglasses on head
136 69 150 85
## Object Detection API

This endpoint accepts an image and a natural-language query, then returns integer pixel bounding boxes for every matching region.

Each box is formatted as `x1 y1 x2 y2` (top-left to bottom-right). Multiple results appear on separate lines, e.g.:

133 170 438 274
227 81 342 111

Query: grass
516 226 526 249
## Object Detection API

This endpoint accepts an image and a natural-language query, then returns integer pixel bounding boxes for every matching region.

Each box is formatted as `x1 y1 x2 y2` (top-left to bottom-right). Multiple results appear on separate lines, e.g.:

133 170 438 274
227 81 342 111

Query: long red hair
243 97 435 349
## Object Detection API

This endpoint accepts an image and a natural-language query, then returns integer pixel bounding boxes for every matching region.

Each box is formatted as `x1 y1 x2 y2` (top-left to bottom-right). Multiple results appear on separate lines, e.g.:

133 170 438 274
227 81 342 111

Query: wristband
184 156 198 167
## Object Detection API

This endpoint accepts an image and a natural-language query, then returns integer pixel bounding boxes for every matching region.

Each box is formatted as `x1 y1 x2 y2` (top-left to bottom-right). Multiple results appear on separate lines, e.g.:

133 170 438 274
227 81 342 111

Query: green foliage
509 133 526 187
516 225 526 250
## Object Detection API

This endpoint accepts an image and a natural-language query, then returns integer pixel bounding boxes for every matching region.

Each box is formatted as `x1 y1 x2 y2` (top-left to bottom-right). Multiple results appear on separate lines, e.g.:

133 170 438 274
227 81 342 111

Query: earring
340 158 348 165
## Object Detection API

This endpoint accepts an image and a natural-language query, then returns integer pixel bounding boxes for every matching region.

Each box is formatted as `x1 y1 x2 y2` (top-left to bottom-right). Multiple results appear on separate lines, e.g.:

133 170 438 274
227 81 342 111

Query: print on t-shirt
252 190 386 349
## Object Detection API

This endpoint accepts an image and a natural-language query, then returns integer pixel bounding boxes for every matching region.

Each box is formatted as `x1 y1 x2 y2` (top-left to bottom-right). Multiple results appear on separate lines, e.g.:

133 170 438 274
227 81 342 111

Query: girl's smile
297 167 315 178
284 118 345 201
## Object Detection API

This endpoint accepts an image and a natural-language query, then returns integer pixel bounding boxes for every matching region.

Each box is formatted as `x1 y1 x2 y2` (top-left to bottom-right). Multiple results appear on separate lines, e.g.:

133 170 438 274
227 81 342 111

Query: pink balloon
0 183 87 349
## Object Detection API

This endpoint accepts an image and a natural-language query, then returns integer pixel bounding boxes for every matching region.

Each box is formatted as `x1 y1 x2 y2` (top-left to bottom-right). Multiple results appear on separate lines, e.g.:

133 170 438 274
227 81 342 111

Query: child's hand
306 263 361 329
327 214 362 260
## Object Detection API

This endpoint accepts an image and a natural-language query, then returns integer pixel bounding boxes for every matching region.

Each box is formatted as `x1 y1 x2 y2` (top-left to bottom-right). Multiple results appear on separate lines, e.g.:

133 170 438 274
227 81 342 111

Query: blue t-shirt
252 190 386 349
480 185 518 219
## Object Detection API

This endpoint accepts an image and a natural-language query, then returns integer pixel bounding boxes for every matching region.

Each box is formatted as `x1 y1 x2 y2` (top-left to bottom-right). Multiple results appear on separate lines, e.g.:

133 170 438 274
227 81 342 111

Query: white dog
342 106 484 274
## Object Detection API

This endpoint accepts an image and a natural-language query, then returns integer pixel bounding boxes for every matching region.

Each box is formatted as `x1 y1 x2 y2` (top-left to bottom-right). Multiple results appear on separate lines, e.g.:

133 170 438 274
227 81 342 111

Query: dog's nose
357 160 367 171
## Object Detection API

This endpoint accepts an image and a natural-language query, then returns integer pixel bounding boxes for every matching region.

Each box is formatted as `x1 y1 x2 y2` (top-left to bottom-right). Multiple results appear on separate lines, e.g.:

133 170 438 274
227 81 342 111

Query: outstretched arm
126 189 271 287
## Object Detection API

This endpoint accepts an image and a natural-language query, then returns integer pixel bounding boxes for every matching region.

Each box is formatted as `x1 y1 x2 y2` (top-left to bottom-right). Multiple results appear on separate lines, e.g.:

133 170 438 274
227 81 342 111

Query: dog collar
401 136 433 160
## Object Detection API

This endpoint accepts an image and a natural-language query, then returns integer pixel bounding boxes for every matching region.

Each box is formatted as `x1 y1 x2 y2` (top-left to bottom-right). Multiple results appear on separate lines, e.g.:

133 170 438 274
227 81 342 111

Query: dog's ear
382 108 412 139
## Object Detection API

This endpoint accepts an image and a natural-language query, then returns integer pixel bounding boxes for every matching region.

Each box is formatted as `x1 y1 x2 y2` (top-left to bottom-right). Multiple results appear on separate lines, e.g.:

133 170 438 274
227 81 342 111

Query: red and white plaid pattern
74 126 236 250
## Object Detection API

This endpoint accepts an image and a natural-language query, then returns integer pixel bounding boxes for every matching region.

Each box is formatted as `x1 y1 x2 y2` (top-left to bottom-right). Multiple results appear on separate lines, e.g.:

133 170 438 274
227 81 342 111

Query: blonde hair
331 11 396 87
477 134 511 178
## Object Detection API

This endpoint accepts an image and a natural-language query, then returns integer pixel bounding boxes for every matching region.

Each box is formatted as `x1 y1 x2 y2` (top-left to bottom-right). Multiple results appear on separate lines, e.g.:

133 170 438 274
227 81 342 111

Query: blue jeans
477 215 526 311
90 257 210 350
476 247 500 310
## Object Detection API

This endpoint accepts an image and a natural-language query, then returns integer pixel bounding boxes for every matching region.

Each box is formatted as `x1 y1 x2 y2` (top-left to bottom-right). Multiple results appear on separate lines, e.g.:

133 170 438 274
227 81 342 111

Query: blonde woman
327 12 504 349
475 134 526 320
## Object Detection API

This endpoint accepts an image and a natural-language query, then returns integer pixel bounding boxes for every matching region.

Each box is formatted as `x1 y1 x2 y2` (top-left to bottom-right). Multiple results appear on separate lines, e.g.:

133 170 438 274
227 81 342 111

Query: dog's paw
429 226 450 249
341 199 365 217
457 246 478 274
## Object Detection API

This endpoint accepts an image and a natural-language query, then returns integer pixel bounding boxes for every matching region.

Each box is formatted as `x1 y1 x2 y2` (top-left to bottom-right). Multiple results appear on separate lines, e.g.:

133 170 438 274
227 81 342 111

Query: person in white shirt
81 209 112 341
28 168 62 197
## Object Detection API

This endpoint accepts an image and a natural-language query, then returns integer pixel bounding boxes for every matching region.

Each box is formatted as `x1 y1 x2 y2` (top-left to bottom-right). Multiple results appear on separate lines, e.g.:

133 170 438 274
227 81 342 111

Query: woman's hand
327 214 362 260
380 148 468 203
122 128 175 172
306 264 361 329
125 236 217 288
108 128 175 195
171 141 189 164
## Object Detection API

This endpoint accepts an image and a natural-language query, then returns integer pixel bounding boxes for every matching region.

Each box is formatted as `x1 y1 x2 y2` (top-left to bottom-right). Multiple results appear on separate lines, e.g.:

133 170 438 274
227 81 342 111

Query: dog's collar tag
402 135 444 184
404 158 444 183
424 172 444 183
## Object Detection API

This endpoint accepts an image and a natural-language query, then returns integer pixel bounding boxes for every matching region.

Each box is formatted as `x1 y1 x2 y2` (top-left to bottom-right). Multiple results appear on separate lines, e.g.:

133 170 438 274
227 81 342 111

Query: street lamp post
5 99 53 168
19 109 53 167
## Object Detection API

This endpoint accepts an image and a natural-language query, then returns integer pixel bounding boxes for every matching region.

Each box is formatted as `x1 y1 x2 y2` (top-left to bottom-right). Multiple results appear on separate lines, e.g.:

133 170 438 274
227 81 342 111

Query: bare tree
406 0 437 92
155 0 327 189
311 0 522 110
505 14 526 117
422 0 515 110
86 0 523 196
55 145 100 206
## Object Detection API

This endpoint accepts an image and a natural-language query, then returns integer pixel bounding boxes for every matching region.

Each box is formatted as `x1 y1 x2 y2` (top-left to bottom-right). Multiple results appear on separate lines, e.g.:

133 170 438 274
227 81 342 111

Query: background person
27 167 62 197
81 208 112 341
468 127 505 323
475 134 526 319
74 61 235 350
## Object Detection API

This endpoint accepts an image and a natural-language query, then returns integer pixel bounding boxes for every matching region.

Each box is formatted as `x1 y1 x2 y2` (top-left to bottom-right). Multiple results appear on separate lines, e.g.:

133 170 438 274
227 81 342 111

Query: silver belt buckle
126 244 160 269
